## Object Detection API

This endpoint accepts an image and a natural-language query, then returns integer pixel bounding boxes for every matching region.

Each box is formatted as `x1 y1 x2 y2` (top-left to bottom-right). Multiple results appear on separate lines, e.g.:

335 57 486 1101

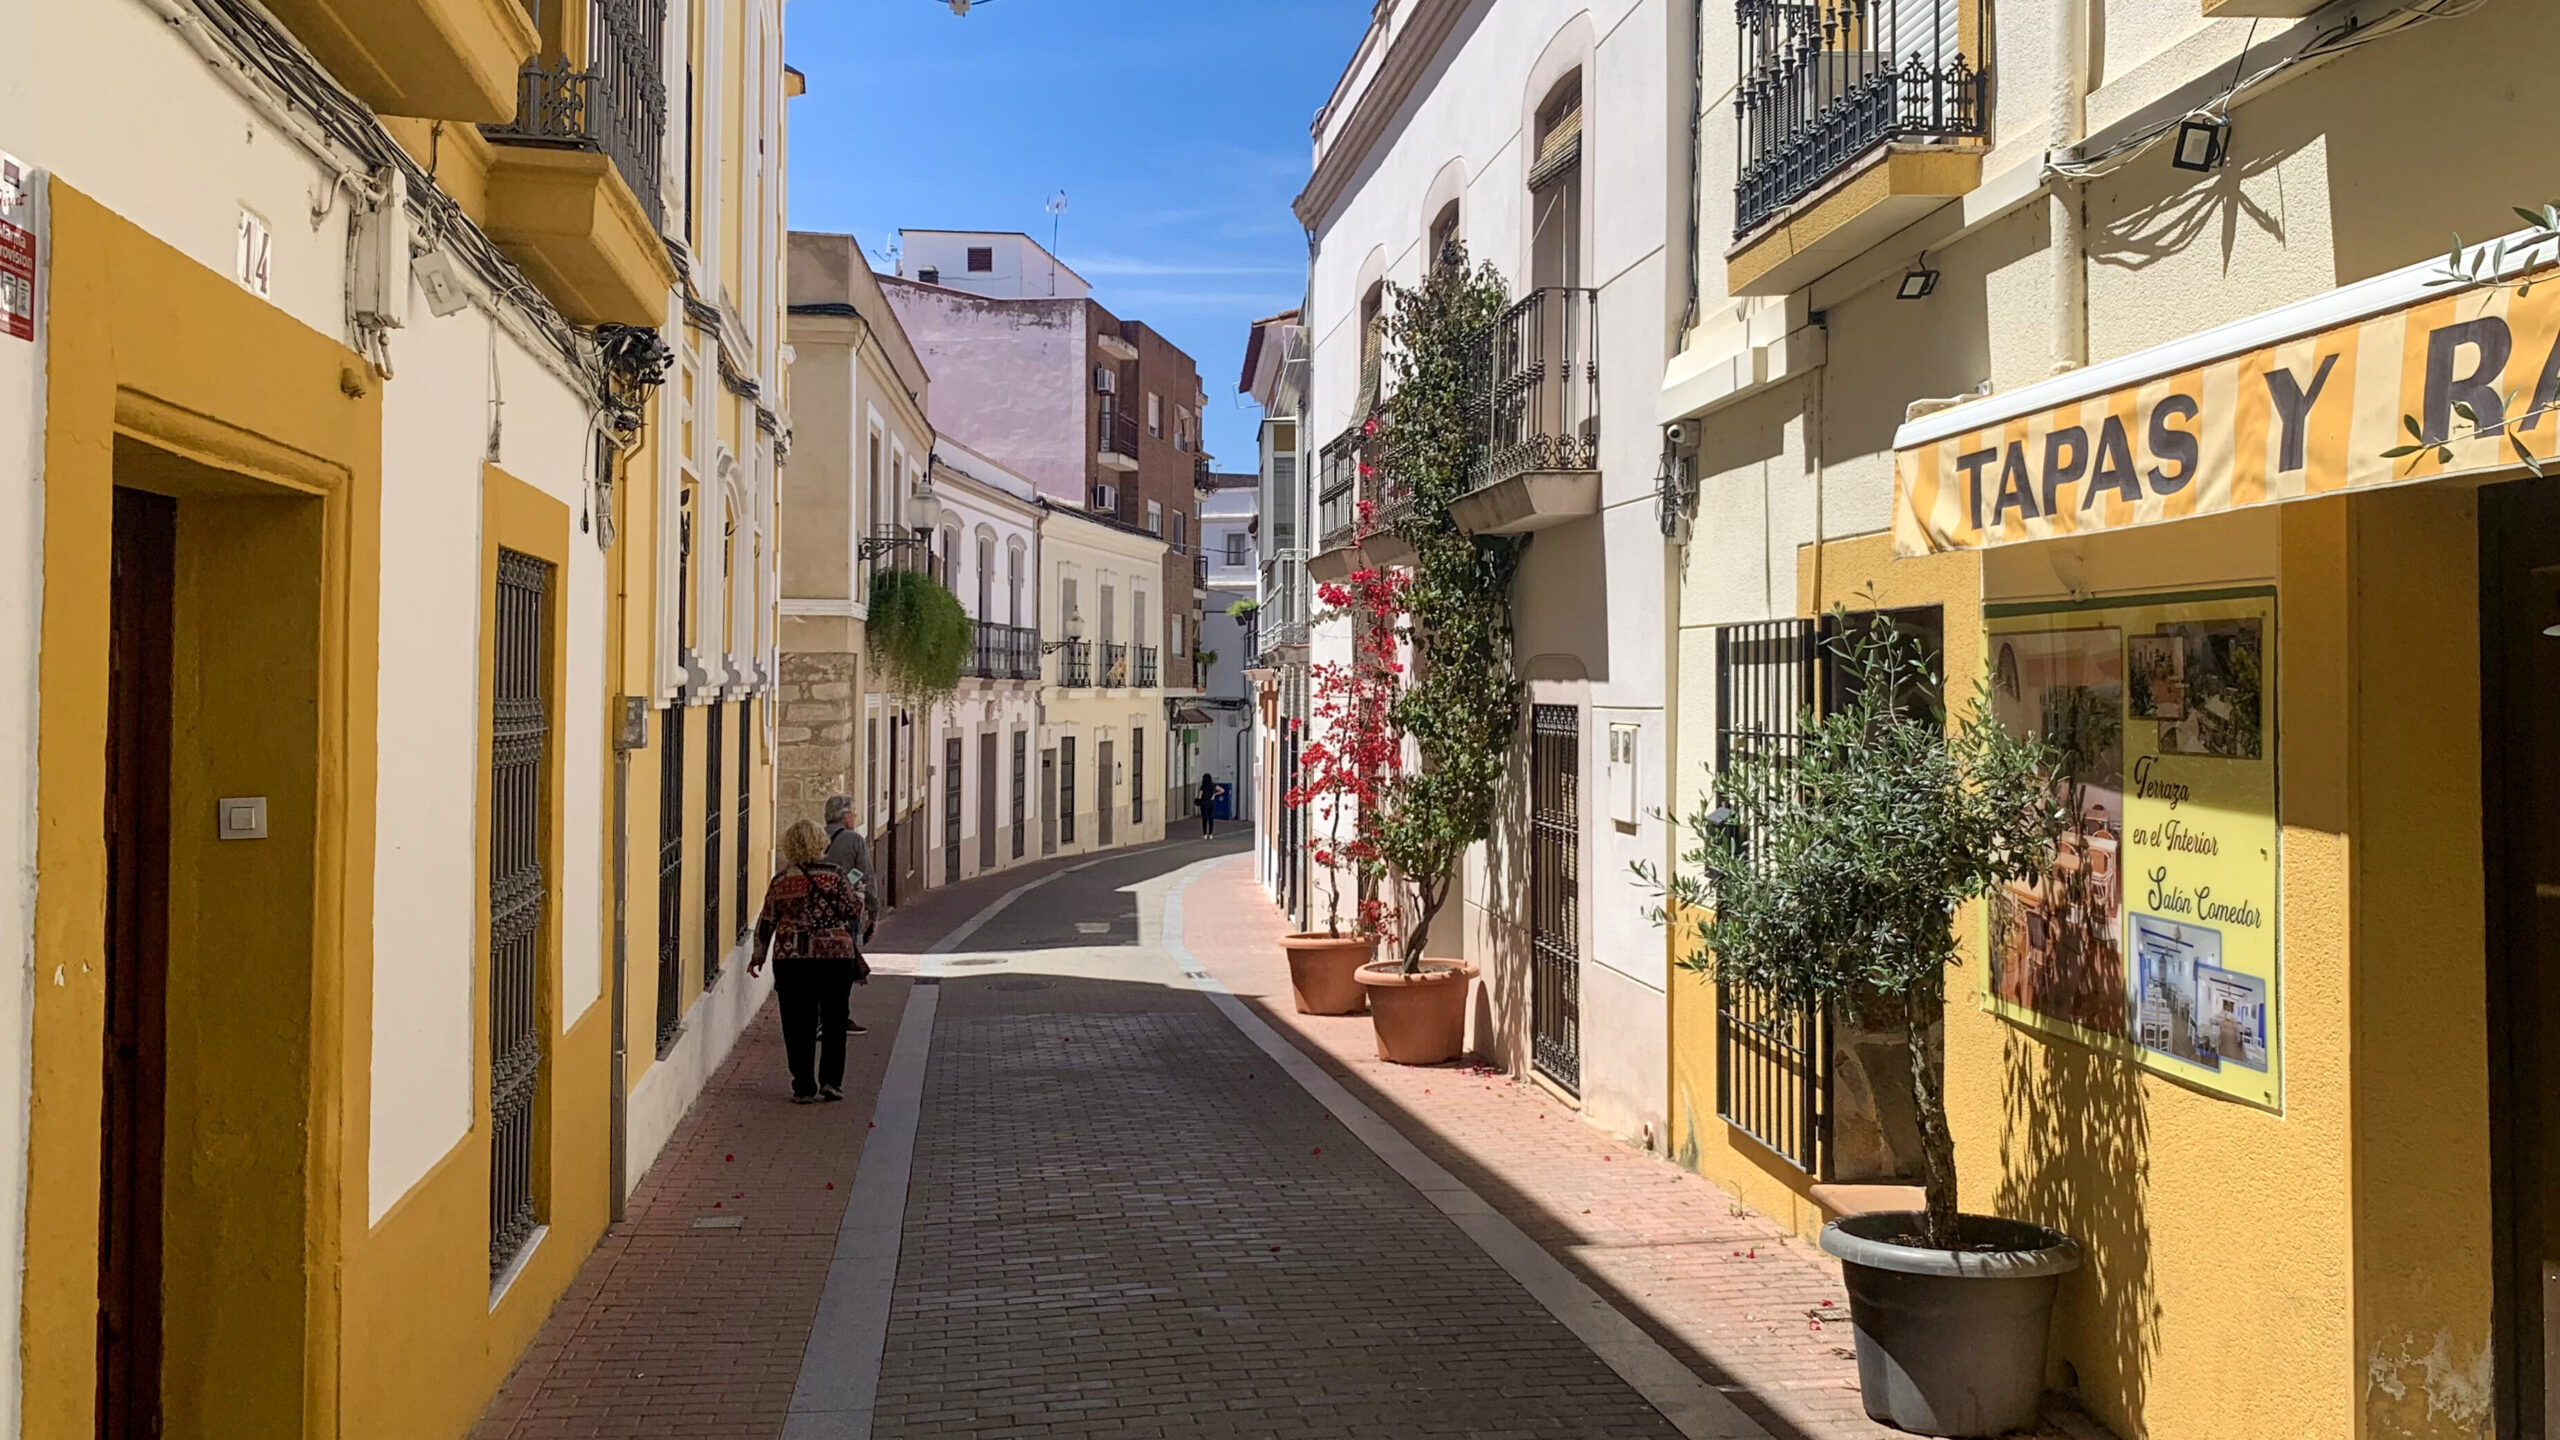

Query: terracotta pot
1357 959 1475 1065
1279 932 1375 1015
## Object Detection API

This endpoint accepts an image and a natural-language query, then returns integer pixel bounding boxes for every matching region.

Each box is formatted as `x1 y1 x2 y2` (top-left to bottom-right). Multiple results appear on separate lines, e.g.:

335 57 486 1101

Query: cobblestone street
474 836 2078 1440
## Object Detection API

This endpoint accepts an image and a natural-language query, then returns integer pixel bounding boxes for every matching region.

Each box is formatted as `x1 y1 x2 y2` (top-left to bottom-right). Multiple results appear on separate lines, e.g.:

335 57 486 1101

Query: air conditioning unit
1090 483 1119 512
1093 366 1118 394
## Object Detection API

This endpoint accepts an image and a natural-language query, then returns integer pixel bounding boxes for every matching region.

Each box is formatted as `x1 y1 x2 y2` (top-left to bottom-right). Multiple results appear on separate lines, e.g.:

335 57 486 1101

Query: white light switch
219 797 267 841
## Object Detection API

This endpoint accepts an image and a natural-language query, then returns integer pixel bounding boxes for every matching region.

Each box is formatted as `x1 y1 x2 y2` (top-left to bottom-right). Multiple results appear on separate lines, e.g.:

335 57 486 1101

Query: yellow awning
1892 229 2560 555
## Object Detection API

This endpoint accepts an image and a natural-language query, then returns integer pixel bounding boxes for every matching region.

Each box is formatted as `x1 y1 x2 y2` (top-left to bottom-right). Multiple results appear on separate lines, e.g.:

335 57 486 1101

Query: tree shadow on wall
1992 1029 2159 1432
2086 142 2299 278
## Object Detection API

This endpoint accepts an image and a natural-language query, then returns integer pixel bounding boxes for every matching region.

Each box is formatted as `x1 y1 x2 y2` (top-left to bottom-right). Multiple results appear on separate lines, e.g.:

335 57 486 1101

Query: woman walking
1195 772 1224 838
749 819 871 1103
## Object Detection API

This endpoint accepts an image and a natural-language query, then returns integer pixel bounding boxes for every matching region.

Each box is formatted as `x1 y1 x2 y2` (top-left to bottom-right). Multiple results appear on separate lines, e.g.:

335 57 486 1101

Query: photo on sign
2134 915 2222 1069
2157 619 2263 759
2195 963 2269 1072
1988 629 2128 1041
2127 634 2186 721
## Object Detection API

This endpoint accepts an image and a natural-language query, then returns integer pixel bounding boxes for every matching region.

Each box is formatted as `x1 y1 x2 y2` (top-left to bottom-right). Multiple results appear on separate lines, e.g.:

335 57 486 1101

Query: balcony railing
969 623 1040 681
1257 551 1311 660
486 0 669 227
1100 642 1131 687
1477 287 1599 493
1318 427 1361 554
1733 0 1988 238
1136 646 1160 688
1055 639 1091 688
1102 405 1141 462
1194 553 1208 590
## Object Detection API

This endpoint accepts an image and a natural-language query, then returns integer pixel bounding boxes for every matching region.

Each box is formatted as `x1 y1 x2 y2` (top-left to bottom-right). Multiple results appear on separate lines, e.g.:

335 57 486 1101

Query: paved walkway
476 835 2085 1440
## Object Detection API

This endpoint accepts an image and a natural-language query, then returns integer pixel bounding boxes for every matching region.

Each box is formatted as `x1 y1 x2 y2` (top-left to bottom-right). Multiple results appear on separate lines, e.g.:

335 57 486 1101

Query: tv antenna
1045 191 1068 296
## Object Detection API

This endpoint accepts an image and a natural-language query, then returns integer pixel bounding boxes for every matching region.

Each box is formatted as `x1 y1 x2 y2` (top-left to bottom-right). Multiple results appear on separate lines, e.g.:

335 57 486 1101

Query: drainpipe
2049 0 2091 374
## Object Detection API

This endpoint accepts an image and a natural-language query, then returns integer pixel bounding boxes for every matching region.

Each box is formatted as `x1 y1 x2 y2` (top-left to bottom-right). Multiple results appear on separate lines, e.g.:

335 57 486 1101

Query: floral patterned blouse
753 863 869 962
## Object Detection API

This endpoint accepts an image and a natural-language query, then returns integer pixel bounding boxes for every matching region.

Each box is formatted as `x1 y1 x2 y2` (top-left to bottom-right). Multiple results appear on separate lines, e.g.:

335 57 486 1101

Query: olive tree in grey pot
1642 614 2080 1438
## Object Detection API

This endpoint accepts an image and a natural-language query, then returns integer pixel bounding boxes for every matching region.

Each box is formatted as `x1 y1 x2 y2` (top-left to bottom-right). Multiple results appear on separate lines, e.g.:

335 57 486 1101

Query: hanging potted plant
1277 564 1405 1015
1357 248 1517 1064
1644 614 2080 1438
867 564 971 709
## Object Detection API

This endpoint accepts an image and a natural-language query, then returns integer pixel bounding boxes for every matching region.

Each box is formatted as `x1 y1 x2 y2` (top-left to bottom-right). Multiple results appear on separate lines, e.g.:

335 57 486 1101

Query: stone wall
778 651 859 835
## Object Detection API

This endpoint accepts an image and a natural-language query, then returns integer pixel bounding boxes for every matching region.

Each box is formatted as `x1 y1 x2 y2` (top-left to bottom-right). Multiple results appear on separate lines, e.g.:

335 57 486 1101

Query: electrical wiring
2045 0 2496 183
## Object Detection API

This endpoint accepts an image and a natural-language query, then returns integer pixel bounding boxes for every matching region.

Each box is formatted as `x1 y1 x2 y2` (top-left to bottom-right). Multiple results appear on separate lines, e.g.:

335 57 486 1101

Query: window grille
736 698 752 944
1132 728 1145 825
702 700 724 987
1012 731 1028 859
655 703 686 1055
489 549 551 1278
1530 705 1581 1092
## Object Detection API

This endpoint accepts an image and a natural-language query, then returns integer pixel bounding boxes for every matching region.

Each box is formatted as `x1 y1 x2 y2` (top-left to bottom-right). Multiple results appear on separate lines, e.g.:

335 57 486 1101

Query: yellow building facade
1663 2 2555 1436
0 0 788 1434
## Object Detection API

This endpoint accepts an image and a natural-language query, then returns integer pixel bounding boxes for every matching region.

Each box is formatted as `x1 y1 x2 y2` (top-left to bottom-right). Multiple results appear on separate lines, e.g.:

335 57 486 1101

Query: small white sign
235 207 272 298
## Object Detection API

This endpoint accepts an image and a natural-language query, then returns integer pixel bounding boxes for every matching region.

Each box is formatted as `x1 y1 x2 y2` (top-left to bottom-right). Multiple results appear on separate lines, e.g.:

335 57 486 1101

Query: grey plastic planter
1818 1212 2082 1438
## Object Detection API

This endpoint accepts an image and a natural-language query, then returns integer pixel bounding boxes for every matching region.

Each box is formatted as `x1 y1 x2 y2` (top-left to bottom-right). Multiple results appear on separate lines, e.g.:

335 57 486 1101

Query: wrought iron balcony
485 0 668 227
1476 287 1599 493
1136 646 1160 688
1733 0 1988 238
1100 642 1131 687
1194 553 1208 590
1101 405 1141 463
1055 639 1091 688
969 622 1040 681
1318 426 1361 554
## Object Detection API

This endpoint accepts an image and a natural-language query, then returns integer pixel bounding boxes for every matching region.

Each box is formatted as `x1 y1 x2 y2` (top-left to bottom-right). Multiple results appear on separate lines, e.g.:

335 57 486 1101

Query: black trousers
773 957 857 1097
1199 803 1215 836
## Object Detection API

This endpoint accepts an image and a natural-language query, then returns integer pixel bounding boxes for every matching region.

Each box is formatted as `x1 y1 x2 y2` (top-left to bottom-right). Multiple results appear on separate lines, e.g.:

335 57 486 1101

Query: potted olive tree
1358 248 1518 1065
1644 615 2080 1437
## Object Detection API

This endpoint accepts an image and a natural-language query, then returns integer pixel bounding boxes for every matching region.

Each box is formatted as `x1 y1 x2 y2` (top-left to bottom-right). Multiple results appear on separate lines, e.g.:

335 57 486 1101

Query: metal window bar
1135 645 1158 689
1479 288 1600 493
1711 617 1833 1174
1132 728 1144 826
1012 730 1028 859
701 700 724 988
1101 642 1130 688
1058 639 1091 688
944 737 962 885
1061 738 1078 846
1733 0 1988 238
654 703 686 1055
735 698 752 945
1530 705 1582 1093
489 550 551 1280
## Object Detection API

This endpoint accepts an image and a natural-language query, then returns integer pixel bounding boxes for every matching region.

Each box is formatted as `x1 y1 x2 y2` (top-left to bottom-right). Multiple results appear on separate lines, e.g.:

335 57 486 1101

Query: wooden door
99 488 175 1438
978 731 998 871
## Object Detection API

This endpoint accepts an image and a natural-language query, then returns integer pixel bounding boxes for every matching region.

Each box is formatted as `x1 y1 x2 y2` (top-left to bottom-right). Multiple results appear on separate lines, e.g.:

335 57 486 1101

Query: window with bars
1131 728 1144 825
702 701 725 987
1012 730 1028 859
736 698 752 945
1060 737 1077 846
1709 607 1943 1176
655 703 686 1055
489 549 551 1281
1530 706 1582 1093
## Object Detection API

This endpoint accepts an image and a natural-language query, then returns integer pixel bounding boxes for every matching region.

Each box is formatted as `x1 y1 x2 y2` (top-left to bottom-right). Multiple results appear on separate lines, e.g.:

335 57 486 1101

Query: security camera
1663 421 1690 447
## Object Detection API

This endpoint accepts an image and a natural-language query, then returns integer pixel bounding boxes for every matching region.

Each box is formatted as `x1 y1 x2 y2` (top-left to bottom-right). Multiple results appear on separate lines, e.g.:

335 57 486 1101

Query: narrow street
475 835 2050 1440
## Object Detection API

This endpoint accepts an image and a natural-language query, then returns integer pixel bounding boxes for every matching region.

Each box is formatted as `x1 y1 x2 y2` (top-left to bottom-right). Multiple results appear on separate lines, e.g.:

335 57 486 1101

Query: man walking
823 794 878 947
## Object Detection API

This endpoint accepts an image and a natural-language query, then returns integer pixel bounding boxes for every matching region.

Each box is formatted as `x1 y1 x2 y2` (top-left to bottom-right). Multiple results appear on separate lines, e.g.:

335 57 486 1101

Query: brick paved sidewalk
1177 855 2089 1440
465 839 1211 1439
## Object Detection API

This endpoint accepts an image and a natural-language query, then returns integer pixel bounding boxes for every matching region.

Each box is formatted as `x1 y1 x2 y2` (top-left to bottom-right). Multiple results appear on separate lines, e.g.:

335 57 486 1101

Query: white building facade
928 442 1044 885
1296 0 1679 1145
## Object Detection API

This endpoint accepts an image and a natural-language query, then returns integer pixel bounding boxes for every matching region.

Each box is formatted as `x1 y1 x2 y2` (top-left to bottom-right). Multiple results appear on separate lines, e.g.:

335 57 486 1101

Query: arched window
975 532 995 619
1358 281 1387 411
940 524 960 586
1430 200 1462 267
1007 539 1026 626
1530 73 1584 291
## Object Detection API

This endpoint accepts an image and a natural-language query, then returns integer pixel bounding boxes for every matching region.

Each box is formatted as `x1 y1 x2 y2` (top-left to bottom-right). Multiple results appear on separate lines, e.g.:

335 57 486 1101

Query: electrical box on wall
1607 723 1639 832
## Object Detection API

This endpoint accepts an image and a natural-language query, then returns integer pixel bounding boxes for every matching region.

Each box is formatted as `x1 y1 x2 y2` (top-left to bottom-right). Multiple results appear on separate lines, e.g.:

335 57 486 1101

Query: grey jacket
823 823 877 938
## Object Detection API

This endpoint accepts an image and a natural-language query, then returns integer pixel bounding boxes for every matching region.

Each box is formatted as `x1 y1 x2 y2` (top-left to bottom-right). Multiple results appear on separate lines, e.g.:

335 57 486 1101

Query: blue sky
785 1 1372 471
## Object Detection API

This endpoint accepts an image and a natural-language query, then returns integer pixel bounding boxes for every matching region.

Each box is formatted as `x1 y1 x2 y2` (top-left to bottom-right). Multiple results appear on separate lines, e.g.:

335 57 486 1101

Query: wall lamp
1897 254 1940 301
2171 114 2232 173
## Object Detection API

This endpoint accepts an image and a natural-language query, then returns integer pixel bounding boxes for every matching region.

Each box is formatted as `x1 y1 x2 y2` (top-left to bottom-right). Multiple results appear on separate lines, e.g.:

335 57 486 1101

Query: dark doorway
1098 740 1115 848
979 731 998 872
2486 477 2560 1440
1040 747 1058 855
100 487 175 1439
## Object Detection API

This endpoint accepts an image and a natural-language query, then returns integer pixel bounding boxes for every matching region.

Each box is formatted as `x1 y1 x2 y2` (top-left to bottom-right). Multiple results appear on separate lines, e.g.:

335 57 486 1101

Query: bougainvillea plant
1281 563 1408 938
